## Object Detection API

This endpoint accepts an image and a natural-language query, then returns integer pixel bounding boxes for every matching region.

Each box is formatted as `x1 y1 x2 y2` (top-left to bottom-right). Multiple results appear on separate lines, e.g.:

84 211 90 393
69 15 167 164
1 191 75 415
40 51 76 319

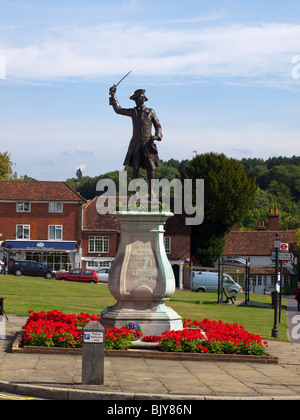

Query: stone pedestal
101 211 183 336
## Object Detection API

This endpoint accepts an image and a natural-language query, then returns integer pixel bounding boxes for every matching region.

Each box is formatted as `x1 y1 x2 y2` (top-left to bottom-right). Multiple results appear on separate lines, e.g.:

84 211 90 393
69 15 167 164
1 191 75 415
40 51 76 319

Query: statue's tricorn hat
130 89 148 101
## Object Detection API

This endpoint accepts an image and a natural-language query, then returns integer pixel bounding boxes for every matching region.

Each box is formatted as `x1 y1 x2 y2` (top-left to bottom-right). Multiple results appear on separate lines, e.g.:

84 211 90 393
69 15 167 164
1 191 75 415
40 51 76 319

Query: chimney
257 219 267 231
268 208 279 231
232 222 240 231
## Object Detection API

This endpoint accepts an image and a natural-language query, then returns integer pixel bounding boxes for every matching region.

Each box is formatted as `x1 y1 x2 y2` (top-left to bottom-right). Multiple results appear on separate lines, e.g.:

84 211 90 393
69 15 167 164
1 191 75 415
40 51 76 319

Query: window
25 251 73 272
83 270 93 275
49 202 63 213
284 276 289 287
87 261 111 269
49 225 62 240
16 201 31 212
16 225 30 239
89 236 109 253
164 237 171 254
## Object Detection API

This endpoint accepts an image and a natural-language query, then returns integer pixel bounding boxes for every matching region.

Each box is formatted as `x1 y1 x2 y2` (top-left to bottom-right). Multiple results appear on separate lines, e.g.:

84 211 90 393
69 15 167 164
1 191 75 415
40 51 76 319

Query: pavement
1 298 300 400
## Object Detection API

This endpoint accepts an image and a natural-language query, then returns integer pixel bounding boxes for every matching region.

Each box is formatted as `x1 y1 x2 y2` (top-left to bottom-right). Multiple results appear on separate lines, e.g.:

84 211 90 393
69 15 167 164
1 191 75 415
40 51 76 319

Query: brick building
223 209 298 294
0 181 85 271
81 197 191 289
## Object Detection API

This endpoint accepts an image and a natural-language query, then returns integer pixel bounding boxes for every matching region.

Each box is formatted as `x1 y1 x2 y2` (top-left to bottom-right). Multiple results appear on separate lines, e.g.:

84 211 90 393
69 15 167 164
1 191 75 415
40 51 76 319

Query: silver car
97 268 110 283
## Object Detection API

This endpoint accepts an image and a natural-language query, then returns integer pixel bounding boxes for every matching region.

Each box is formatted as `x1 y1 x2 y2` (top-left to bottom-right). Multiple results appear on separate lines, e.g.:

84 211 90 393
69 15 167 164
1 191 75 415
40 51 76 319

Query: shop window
25 251 74 272
87 261 111 269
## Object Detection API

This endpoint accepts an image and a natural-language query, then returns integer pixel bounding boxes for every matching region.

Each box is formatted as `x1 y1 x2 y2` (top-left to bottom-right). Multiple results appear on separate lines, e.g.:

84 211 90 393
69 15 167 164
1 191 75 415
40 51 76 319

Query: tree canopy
0 151 19 180
239 156 300 230
183 153 257 266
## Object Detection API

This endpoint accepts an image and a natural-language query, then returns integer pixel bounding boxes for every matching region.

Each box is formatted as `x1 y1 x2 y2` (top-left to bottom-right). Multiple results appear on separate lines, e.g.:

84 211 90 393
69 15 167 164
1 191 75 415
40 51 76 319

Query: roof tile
0 181 85 202
224 231 298 256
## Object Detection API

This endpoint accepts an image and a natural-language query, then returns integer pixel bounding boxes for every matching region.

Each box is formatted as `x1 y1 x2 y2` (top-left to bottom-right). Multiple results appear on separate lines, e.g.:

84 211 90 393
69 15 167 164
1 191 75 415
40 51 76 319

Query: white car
97 268 110 283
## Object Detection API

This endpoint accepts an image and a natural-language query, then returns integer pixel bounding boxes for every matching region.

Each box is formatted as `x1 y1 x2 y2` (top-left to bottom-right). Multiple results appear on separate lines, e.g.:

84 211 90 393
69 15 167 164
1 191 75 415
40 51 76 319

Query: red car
56 268 99 284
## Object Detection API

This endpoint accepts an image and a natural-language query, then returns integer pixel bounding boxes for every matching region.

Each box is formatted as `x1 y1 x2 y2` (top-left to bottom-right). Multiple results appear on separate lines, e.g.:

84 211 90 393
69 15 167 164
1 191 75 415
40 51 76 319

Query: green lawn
0 275 115 316
0 275 288 340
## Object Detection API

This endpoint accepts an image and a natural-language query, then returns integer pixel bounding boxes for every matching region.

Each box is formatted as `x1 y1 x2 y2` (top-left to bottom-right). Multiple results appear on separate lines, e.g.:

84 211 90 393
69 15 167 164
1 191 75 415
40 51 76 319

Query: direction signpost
277 250 293 323
278 252 294 262
271 252 294 262
272 234 281 338
270 242 294 328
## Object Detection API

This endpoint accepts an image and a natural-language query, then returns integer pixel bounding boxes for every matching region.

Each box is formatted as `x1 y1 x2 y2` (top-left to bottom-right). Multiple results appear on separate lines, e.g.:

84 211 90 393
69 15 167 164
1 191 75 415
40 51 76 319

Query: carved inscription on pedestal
125 239 158 295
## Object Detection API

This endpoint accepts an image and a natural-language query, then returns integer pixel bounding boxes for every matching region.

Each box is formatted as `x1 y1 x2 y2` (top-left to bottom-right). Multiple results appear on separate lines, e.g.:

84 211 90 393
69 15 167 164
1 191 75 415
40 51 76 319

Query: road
0 392 43 400
0 392 35 400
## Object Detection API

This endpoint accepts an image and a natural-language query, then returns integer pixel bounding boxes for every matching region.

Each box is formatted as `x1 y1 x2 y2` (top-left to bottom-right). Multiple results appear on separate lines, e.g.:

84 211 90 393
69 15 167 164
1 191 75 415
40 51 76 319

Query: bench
0 297 8 320
223 287 238 304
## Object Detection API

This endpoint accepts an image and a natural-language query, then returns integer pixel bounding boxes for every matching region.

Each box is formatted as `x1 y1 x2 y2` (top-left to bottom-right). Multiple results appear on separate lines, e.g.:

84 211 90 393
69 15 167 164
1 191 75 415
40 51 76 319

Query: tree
0 151 18 180
76 168 83 182
184 153 257 266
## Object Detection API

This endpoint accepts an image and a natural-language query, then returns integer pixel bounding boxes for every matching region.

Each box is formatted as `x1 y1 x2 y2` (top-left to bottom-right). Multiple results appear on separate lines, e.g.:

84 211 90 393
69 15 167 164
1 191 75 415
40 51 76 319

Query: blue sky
0 0 300 181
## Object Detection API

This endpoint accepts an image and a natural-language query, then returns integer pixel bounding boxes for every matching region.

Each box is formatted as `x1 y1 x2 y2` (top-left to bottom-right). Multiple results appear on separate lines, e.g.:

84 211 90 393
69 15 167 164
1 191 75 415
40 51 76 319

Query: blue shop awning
5 241 76 251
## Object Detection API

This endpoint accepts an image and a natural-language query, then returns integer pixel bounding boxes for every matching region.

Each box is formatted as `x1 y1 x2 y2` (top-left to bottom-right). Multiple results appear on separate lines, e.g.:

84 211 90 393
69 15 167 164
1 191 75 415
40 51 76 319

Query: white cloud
0 54 5 79
1 22 300 85
76 163 87 172
60 150 94 156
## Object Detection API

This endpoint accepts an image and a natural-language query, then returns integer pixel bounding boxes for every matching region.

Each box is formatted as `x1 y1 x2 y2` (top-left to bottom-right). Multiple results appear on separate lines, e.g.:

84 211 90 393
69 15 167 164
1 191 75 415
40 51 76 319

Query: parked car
8 260 54 279
97 268 110 283
191 271 242 293
56 268 99 284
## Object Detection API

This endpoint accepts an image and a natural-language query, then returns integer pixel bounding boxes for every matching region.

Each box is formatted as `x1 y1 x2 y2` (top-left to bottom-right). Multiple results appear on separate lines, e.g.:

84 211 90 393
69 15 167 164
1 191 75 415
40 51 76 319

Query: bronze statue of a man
109 85 162 190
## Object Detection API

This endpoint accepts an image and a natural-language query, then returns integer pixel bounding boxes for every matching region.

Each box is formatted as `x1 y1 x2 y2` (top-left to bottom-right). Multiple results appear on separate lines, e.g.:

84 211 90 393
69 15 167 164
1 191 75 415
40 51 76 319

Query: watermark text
96 171 204 226
0 316 5 340
291 315 300 340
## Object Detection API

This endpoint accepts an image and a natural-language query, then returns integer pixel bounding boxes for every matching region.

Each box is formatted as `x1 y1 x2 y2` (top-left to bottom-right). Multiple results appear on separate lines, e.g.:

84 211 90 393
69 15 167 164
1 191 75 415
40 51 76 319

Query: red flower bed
22 310 141 349
105 327 142 349
22 310 101 348
22 311 268 355
142 318 269 355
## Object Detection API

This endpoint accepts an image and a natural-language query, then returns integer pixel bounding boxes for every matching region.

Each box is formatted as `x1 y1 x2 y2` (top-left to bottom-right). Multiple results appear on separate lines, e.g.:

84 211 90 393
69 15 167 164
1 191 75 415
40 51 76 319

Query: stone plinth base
101 301 183 337
100 211 183 336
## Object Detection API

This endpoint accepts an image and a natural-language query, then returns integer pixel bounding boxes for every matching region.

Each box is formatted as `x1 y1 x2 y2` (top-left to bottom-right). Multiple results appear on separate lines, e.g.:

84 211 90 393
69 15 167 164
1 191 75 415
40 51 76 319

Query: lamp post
271 233 281 338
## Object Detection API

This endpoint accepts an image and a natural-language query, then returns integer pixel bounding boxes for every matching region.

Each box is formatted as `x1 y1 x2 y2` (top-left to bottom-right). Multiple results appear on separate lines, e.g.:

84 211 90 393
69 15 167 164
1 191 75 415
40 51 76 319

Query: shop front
4 240 78 272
